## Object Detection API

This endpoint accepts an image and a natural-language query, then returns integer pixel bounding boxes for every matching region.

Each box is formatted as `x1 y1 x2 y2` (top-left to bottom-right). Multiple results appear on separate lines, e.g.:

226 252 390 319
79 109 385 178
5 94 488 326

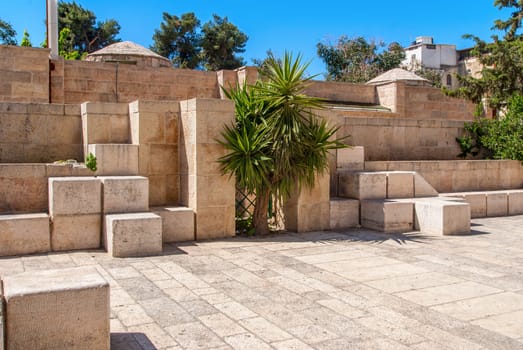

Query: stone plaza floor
1 216 523 349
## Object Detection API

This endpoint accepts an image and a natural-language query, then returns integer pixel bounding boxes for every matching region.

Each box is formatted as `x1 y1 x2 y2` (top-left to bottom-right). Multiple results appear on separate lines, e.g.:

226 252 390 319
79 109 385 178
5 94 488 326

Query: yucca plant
219 52 346 235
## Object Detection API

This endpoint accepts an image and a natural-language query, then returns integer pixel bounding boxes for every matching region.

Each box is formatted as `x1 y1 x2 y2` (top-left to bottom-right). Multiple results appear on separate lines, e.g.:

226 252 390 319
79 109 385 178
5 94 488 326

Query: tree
58 1 120 57
219 53 346 234
317 36 405 82
151 12 201 69
20 29 32 47
201 15 248 70
0 18 17 45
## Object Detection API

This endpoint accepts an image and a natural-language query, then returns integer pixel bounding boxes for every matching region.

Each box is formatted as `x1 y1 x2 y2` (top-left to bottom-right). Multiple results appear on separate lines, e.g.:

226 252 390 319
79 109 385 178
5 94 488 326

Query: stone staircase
0 100 195 258
330 147 523 235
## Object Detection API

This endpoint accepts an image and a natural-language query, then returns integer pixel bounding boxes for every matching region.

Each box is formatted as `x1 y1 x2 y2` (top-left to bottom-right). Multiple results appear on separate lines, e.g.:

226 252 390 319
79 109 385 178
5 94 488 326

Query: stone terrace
1 215 522 350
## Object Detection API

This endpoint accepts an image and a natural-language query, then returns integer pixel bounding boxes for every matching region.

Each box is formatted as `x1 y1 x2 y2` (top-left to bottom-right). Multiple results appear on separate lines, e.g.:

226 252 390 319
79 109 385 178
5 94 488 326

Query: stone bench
0 213 50 256
329 198 360 230
1 266 110 349
440 189 523 218
414 197 470 235
360 199 414 233
151 206 195 242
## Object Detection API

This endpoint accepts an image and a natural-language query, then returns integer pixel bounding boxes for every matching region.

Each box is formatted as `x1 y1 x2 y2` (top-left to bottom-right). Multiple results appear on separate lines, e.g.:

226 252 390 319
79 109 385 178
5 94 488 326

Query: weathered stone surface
337 147 364 171
105 212 162 257
2 266 109 350
414 198 470 235
0 213 50 256
508 190 523 216
151 206 194 242
51 214 101 251
87 144 139 176
361 199 414 233
100 176 149 214
486 192 508 217
414 173 438 197
48 177 102 216
330 197 360 230
338 171 387 200
441 192 487 218
387 171 414 199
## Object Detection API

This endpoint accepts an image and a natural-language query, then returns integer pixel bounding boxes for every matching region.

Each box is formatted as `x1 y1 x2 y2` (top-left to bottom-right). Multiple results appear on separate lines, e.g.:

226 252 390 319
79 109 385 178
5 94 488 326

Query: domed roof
85 41 171 68
366 68 429 85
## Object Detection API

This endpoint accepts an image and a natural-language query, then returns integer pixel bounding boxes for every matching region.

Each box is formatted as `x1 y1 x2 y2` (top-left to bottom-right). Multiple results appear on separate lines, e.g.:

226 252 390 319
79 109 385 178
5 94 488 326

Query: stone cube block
361 199 414 233
105 212 162 257
338 171 387 199
2 267 110 350
87 144 139 176
508 190 523 216
387 171 414 199
414 198 470 235
330 198 360 230
486 192 508 217
100 176 149 214
337 146 364 170
152 206 194 242
0 213 50 257
414 173 438 197
441 192 486 218
48 177 101 216
51 214 101 251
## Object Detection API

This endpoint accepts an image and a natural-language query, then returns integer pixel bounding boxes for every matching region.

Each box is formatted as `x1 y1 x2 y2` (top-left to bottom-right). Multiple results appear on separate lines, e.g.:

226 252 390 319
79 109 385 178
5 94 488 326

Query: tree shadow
111 332 158 350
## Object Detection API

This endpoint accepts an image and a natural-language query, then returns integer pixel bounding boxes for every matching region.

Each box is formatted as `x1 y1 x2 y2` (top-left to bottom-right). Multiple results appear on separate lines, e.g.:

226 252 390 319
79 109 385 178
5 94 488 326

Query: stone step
0 213 50 256
151 206 195 243
105 212 162 257
100 176 149 214
440 189 523 218
87 144 139 176
329 198 359 230
360 199 414 233
414 197 470 235
336 146 364 171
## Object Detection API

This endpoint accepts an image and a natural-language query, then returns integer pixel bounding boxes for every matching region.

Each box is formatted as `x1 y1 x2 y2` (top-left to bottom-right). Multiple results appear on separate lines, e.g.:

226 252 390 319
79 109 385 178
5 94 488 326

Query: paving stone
239 317 292 342
471 309 523 339
165 321 227 350
223 332 273 350
198 313 246 337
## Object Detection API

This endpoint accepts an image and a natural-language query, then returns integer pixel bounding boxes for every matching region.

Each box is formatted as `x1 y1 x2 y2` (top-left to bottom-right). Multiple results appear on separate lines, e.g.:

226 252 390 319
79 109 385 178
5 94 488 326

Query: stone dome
85 41 171 68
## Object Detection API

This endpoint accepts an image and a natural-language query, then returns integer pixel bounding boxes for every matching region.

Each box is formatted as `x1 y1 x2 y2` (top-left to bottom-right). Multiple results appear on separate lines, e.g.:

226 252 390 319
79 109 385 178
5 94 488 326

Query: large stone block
152 206 194 242
414 173 438 197
414 198 470 235
51 214 101 251
87 144 139 176
508 190 523 216
100 176 149 214
337 146 364 171
441 192 486 218
105 212 162 257
387 171 414 199
195 206 235 240
330 198 360 230
0 213 50 256
48 177 101 216
486 192 508 217
338 171 387 199
2 266 110 350
361 200 414 233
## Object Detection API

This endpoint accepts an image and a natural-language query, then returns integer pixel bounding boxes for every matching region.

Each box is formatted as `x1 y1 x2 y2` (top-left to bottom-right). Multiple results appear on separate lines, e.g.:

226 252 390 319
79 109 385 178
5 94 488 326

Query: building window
446 74 452 86
426 44 436 50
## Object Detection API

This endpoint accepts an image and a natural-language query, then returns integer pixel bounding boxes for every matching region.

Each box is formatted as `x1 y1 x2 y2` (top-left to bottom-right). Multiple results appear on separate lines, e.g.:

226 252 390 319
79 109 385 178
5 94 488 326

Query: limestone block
88 144 139 176
105 212 162 257
330 198 360 230
195 206 235 240
2 266 110 350
152 206 194 242
81 101 128 115
387 171 414 199
486 192 508 217
0 213 50 256
337 147 364 170
100 176 149 214
48 177 101 216
414 173 438 197
361 200 414 233
51 214 101 251
441 192 486 218
338 171 387 199
414 198 470 235
508 190 523 216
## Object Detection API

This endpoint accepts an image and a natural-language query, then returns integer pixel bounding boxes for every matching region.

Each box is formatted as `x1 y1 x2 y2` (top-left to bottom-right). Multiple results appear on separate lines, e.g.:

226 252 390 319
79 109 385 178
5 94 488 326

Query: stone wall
0 102 83 163
0 46 49 103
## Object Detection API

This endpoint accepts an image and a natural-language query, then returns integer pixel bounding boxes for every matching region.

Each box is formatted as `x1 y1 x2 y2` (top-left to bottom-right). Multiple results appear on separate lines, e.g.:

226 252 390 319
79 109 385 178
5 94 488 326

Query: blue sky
2 0 510 77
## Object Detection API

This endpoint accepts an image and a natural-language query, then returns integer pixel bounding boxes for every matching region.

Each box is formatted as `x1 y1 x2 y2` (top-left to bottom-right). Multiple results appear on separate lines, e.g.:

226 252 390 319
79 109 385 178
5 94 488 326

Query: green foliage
415 67 443 88
219 53 346 234
58 1 120 58
316 36 405 82
20 29 32 47
151 12 201 69
0 18 17 45
85 152 97 172
456 94 523 160
58 28 80 60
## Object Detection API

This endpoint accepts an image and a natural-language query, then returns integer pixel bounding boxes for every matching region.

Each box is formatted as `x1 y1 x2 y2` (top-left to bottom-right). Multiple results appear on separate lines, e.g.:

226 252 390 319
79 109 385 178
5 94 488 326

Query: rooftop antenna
47 0 59 58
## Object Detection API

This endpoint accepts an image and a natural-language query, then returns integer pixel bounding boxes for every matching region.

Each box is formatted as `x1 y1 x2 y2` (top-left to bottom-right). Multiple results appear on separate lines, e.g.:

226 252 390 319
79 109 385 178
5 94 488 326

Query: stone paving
1 216 523 349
